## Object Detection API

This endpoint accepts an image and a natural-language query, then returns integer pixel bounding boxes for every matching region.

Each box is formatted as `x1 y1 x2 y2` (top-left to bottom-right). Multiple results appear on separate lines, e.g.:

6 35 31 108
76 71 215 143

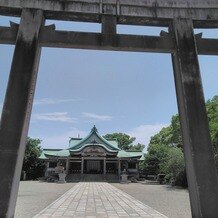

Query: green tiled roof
39 126 144 160
56 149 70 157
38 151 48 160
69 138 82 147
42 149 62 155
139 155 145 161
105 139 119 148
39 149 70 158
117 150 143 158
69 126 120 152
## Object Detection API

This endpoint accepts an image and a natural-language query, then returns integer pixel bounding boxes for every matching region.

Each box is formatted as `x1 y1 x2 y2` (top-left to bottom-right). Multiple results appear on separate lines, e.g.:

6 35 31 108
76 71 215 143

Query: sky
0 16 218 151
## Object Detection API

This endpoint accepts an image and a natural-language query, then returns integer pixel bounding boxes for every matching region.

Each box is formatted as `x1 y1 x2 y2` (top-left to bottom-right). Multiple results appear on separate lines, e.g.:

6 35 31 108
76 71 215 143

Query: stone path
34 182 168 218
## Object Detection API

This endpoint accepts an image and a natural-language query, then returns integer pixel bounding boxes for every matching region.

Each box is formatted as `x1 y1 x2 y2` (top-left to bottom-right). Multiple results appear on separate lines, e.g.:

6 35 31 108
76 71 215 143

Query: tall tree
160 147 185 180
103 133 136 150
128 143 144 152
142 143 170 175
143 96 218 186
22 137 45 180
206 96 218 166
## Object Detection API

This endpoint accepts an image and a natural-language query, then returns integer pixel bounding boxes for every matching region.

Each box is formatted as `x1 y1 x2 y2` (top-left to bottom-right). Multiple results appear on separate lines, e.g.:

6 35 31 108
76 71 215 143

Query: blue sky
0 16 218 150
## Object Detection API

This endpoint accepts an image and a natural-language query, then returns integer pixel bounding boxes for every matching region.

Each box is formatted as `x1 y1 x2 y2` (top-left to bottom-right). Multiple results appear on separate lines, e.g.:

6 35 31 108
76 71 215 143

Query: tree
160 147 185 185
104 133 145 151
206 96 218 166
149 117 182 148
142 96 217 187
103 133 136 150
171 115 183 148
128 143 144 152
22 137 45 180
149 126 173 146
142 144 170 175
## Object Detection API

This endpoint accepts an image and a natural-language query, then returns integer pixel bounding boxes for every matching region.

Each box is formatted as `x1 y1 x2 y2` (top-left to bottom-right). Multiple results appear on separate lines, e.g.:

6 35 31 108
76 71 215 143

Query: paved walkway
34 182 168 218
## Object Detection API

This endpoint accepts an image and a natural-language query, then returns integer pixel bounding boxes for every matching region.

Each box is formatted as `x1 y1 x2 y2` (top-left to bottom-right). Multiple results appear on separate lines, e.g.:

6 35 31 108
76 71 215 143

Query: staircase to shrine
66 174 119 182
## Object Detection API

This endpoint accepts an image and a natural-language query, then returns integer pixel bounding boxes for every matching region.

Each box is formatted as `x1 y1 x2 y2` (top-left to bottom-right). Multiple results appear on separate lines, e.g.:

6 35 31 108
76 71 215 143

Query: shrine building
39 126 144 181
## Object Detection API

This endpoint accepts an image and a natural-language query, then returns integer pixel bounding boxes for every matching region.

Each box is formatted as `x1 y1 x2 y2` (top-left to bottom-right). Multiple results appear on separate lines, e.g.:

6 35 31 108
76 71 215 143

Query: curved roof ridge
69 126 120 151
70 143 118 153
68 130 94 149
95 131 120 151
104 137 118 142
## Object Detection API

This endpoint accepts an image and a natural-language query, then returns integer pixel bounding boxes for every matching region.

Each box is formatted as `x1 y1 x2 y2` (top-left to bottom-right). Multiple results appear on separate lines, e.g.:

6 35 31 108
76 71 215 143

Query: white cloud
33 98 77 105
39 128 88 148
128 124 168 151
82 112 113 121
33 112 77 123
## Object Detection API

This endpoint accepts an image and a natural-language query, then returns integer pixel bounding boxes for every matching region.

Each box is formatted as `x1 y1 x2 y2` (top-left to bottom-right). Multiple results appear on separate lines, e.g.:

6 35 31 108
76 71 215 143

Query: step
66 174 119 182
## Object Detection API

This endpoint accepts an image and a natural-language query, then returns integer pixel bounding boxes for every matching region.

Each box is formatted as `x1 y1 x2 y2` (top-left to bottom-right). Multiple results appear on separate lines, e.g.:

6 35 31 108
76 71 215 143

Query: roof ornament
91 125 98 133
91 139 97 144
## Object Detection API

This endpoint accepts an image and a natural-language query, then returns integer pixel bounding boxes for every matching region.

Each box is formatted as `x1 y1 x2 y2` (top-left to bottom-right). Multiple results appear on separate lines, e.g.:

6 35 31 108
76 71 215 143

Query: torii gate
0 0 218 217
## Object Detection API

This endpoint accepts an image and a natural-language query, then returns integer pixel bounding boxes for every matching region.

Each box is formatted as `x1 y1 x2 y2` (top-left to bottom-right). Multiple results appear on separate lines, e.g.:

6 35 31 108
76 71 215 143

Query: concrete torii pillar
170 18 218 218
0 9 44 217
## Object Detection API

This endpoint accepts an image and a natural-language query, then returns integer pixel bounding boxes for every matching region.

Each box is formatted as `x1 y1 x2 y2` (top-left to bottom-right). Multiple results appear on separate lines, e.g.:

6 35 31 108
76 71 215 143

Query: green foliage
142 95 218 187
104 133 144 151
22 137 45 180
142 144 170 175
171 115 183 148
128 143 144 152
160 147 185 179
149 115 182 149
206 96 218 165
149 126 173 146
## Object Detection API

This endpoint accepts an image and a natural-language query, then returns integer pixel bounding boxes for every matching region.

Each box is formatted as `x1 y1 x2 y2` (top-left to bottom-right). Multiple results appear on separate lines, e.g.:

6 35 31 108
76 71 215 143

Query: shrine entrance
0 1 218 217
85 160 102 174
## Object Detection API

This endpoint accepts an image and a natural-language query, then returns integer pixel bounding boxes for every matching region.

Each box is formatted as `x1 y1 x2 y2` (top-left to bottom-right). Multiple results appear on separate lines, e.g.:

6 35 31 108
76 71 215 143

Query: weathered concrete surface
0 9 44 217
15 181 75 218
0 25 175 53
1 24 218 55
1 0 218 27
171 18 218 217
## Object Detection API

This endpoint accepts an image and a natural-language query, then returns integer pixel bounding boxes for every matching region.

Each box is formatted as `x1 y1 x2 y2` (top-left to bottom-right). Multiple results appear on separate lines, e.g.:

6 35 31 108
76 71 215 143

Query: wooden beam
1 0 218 27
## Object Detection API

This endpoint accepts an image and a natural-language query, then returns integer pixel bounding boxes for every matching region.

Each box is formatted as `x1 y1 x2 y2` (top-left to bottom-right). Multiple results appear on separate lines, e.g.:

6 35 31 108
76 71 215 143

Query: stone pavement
34 182 168 218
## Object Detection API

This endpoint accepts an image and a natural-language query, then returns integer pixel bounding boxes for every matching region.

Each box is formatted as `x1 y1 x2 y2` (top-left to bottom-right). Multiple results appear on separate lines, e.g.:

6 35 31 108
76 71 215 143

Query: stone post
170 18 218 217
118 159 121 178
81 157 84 174
66 158 69 174
45 162 49 177
136 162 139 172
0 9 44 217
103 158 106 175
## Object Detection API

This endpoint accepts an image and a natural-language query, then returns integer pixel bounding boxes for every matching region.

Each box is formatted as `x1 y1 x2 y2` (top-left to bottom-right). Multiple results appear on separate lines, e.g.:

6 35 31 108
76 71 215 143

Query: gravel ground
15 181 74 218
113 183 191 218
